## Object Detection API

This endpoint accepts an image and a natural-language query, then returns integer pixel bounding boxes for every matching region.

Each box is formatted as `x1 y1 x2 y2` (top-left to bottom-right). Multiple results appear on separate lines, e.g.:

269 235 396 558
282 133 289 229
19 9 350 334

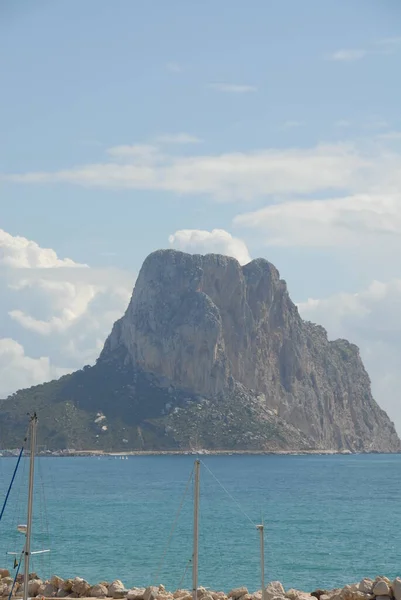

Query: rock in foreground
2 573 401 600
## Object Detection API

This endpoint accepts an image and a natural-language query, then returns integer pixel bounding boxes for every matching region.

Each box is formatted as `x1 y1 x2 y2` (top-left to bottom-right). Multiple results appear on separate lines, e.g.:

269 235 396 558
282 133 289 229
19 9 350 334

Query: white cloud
298 279 401 433
234 193 401 247
0 229 87 268
329 49 367 61
0 229 134 397
2 141 381 202
0 338 69 398
208 83 257 93
154 133 202 145
168 229 251 265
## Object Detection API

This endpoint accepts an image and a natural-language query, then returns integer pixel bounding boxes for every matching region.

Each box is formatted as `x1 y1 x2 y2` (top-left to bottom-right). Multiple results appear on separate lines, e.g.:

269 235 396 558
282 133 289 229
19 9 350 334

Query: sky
1 0 401 431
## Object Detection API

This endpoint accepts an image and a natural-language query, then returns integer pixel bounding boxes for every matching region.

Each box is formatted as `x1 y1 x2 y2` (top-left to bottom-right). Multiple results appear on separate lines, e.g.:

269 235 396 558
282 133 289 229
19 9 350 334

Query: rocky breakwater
1 573 401 600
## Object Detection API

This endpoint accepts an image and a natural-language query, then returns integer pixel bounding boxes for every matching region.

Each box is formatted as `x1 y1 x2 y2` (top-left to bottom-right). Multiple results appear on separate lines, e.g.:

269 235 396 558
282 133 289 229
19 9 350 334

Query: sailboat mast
23 413 38 600
192 460 200 600
256 524 265 600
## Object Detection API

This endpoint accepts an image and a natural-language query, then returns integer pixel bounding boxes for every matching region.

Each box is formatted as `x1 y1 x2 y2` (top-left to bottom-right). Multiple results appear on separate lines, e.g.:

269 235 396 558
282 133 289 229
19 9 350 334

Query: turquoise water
0 455 401 592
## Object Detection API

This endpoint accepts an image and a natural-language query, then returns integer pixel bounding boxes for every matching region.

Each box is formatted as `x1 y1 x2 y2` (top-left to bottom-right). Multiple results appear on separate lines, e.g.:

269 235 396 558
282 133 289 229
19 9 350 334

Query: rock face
0 249 399 452
99 250 399 452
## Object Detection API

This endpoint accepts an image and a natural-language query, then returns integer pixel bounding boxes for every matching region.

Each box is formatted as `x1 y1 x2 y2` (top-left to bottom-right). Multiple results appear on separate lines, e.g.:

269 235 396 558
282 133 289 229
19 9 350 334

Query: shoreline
0 448 395 457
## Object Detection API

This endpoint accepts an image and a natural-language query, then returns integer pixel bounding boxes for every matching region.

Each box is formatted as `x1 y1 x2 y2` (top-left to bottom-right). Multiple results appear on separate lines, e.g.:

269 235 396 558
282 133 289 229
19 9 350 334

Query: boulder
3 583 18 597
127 588 146 600
89 584 109 598
57 590 70 598
38 582 58 597
71 577 91 597
286 591 316 600
173 591 190 599
265 583 286 600
62 579 74 592
28 578 44 596
374 597 391 600
393 579 401 600
0 569 10 579
1 577 14 586
51 576 65 590
359 582 374 595
108 580 128 599
311 591 328 600
229 589 248 600
144 587 160 600
372 582 390 597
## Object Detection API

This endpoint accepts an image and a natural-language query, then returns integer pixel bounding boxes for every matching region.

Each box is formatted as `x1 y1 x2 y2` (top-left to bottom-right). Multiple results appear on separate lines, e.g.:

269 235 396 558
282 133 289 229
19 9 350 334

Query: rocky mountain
0 249 399 453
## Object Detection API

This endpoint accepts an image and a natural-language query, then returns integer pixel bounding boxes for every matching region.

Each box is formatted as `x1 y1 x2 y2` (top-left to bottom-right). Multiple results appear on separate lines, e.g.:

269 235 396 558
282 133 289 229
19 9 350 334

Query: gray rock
90 584 109 598
143 587 159 600
127 588 146 600
229 589 249 599
264 582 286 600
0 569 10 579
393 579 401 600
71 577 90 597
108 580 127 599
359 581 374 595
28 579 43 596
38 582 58 597
372 582 390 596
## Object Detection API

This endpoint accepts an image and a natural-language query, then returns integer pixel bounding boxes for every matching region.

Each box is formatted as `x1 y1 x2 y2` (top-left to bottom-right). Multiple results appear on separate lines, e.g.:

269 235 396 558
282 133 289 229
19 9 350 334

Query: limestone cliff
1 249 399 452
99 249 399 452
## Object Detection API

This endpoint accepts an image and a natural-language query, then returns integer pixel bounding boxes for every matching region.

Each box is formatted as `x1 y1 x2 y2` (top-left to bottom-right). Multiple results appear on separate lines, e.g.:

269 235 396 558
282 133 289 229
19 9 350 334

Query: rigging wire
200 460 257 528
7 549 23 600
177 556 192 589
0 425 29 525
153 464 195 585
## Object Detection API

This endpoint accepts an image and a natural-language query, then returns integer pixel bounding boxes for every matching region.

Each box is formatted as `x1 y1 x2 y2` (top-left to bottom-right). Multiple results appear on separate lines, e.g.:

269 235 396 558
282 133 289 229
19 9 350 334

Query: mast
23 413 38 600
256 524 265 600
192 460 200 600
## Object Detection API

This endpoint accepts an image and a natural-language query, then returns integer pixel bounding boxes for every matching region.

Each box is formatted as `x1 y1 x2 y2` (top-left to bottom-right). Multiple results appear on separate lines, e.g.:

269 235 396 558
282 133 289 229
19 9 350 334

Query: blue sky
1 1 401 429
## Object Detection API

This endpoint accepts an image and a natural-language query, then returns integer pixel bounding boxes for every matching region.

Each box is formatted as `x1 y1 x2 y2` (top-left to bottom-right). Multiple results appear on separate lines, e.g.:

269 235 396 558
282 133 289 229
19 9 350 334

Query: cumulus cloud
168 229 251 265
0 229 134 398
0 338 70 398
234 193 401 247
298 279 401 433
0 229 87 268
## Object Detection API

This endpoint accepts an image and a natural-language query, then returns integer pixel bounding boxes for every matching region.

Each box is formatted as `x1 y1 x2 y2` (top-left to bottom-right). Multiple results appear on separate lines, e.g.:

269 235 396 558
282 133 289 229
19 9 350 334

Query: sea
0 454 400 593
